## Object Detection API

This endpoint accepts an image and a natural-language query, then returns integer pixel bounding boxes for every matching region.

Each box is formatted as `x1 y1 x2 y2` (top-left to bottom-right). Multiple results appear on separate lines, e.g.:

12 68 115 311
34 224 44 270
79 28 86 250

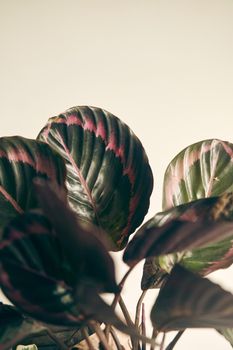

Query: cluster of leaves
1 107 233 350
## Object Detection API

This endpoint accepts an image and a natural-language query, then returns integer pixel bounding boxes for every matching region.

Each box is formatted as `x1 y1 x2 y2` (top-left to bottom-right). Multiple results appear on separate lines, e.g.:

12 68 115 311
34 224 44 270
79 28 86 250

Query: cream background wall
1 0 233 348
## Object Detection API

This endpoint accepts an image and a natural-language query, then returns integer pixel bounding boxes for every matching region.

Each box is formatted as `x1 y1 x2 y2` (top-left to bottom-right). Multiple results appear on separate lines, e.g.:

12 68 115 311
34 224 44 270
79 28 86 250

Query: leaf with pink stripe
153 139 233 283
37 106 153 250
0 210 140 338
123 193 233 289
0 211 85 326
0 136 66 231
163 139 233 210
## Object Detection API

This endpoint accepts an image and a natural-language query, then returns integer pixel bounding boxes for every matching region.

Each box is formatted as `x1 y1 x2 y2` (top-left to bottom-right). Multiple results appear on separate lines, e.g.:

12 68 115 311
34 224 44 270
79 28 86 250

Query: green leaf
151 265 233 331
37 106 153 250
0 206 135 337
34 178 119 293
0 136 66 230
218 328 233 348
0 211 85 326
163 139 233 210
123 195 233 276
161 139 233 277
0 303 44 350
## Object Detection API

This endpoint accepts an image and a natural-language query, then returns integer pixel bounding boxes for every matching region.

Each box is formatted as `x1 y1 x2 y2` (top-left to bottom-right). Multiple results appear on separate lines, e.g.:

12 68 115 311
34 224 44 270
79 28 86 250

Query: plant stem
141 303 146 350
105 266 135 339
150 328 158 350
134 290 147 350
119 265 136 290
110 327 124 350
118 296 136 349
165 331 184 350
160 333 166 350
112 266 136 310
89 320 112 350
118 296 134 326
135 291 147 329
81 327 96 350
45 329 67 350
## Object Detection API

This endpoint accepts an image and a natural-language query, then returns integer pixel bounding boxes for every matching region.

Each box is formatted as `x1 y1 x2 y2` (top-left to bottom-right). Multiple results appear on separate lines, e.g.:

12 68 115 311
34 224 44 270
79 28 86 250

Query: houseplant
1 106 233 349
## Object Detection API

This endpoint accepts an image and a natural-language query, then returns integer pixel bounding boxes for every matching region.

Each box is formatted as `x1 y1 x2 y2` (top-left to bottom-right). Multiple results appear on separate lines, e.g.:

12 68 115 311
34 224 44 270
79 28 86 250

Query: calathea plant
1 107 233 350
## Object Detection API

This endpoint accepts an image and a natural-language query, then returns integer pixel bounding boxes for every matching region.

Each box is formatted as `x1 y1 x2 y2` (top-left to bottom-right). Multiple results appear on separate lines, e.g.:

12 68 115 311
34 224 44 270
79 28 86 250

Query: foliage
0 107 233 349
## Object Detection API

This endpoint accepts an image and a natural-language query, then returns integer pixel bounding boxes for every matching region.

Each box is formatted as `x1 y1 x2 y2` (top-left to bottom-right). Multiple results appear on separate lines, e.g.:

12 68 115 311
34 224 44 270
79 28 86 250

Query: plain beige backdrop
1 0 233 349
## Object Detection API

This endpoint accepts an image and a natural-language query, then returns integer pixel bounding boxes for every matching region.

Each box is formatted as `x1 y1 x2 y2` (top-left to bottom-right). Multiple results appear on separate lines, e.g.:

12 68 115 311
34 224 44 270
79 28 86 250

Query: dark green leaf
163 139 233 210
34 178 119 293
0 303 44 350
123 194 233 289
0 136 66 230
37 106 153 250
0 207 134 337
123 195 233 266
151 265 233 331
0 212 85 326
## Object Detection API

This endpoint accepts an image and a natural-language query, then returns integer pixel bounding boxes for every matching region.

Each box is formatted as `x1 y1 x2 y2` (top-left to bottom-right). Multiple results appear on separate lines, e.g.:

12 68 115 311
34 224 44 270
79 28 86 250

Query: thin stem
81 327 96 350
134 290 147 350
118 296 136 350
119 265 136 289
110 327 123 350
150 328 158 350
160 333 166 350
165 331 184 350
105 265 135 338
119 296 134 326
141 303 146 350
89 320 111 350
135 291 147 329
112 266 136 310
45 329 67 350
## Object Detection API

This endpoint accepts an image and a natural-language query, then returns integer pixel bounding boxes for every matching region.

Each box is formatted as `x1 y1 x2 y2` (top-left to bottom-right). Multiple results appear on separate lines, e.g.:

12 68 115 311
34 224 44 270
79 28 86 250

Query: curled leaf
151 265 233 331
37 106 153 250
124 194 233 289
123 195 233 266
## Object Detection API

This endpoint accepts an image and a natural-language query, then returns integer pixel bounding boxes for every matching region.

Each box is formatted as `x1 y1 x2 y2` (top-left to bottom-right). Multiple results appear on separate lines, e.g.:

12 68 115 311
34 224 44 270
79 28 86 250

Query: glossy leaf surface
0 212 85 326
163 139 233 210
0 136 66 230
37 106 153 249
151 265 233 331
0 303 44 350
0 205 134 336
161 139 233 278
34 178 119 293
123 194 233 289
